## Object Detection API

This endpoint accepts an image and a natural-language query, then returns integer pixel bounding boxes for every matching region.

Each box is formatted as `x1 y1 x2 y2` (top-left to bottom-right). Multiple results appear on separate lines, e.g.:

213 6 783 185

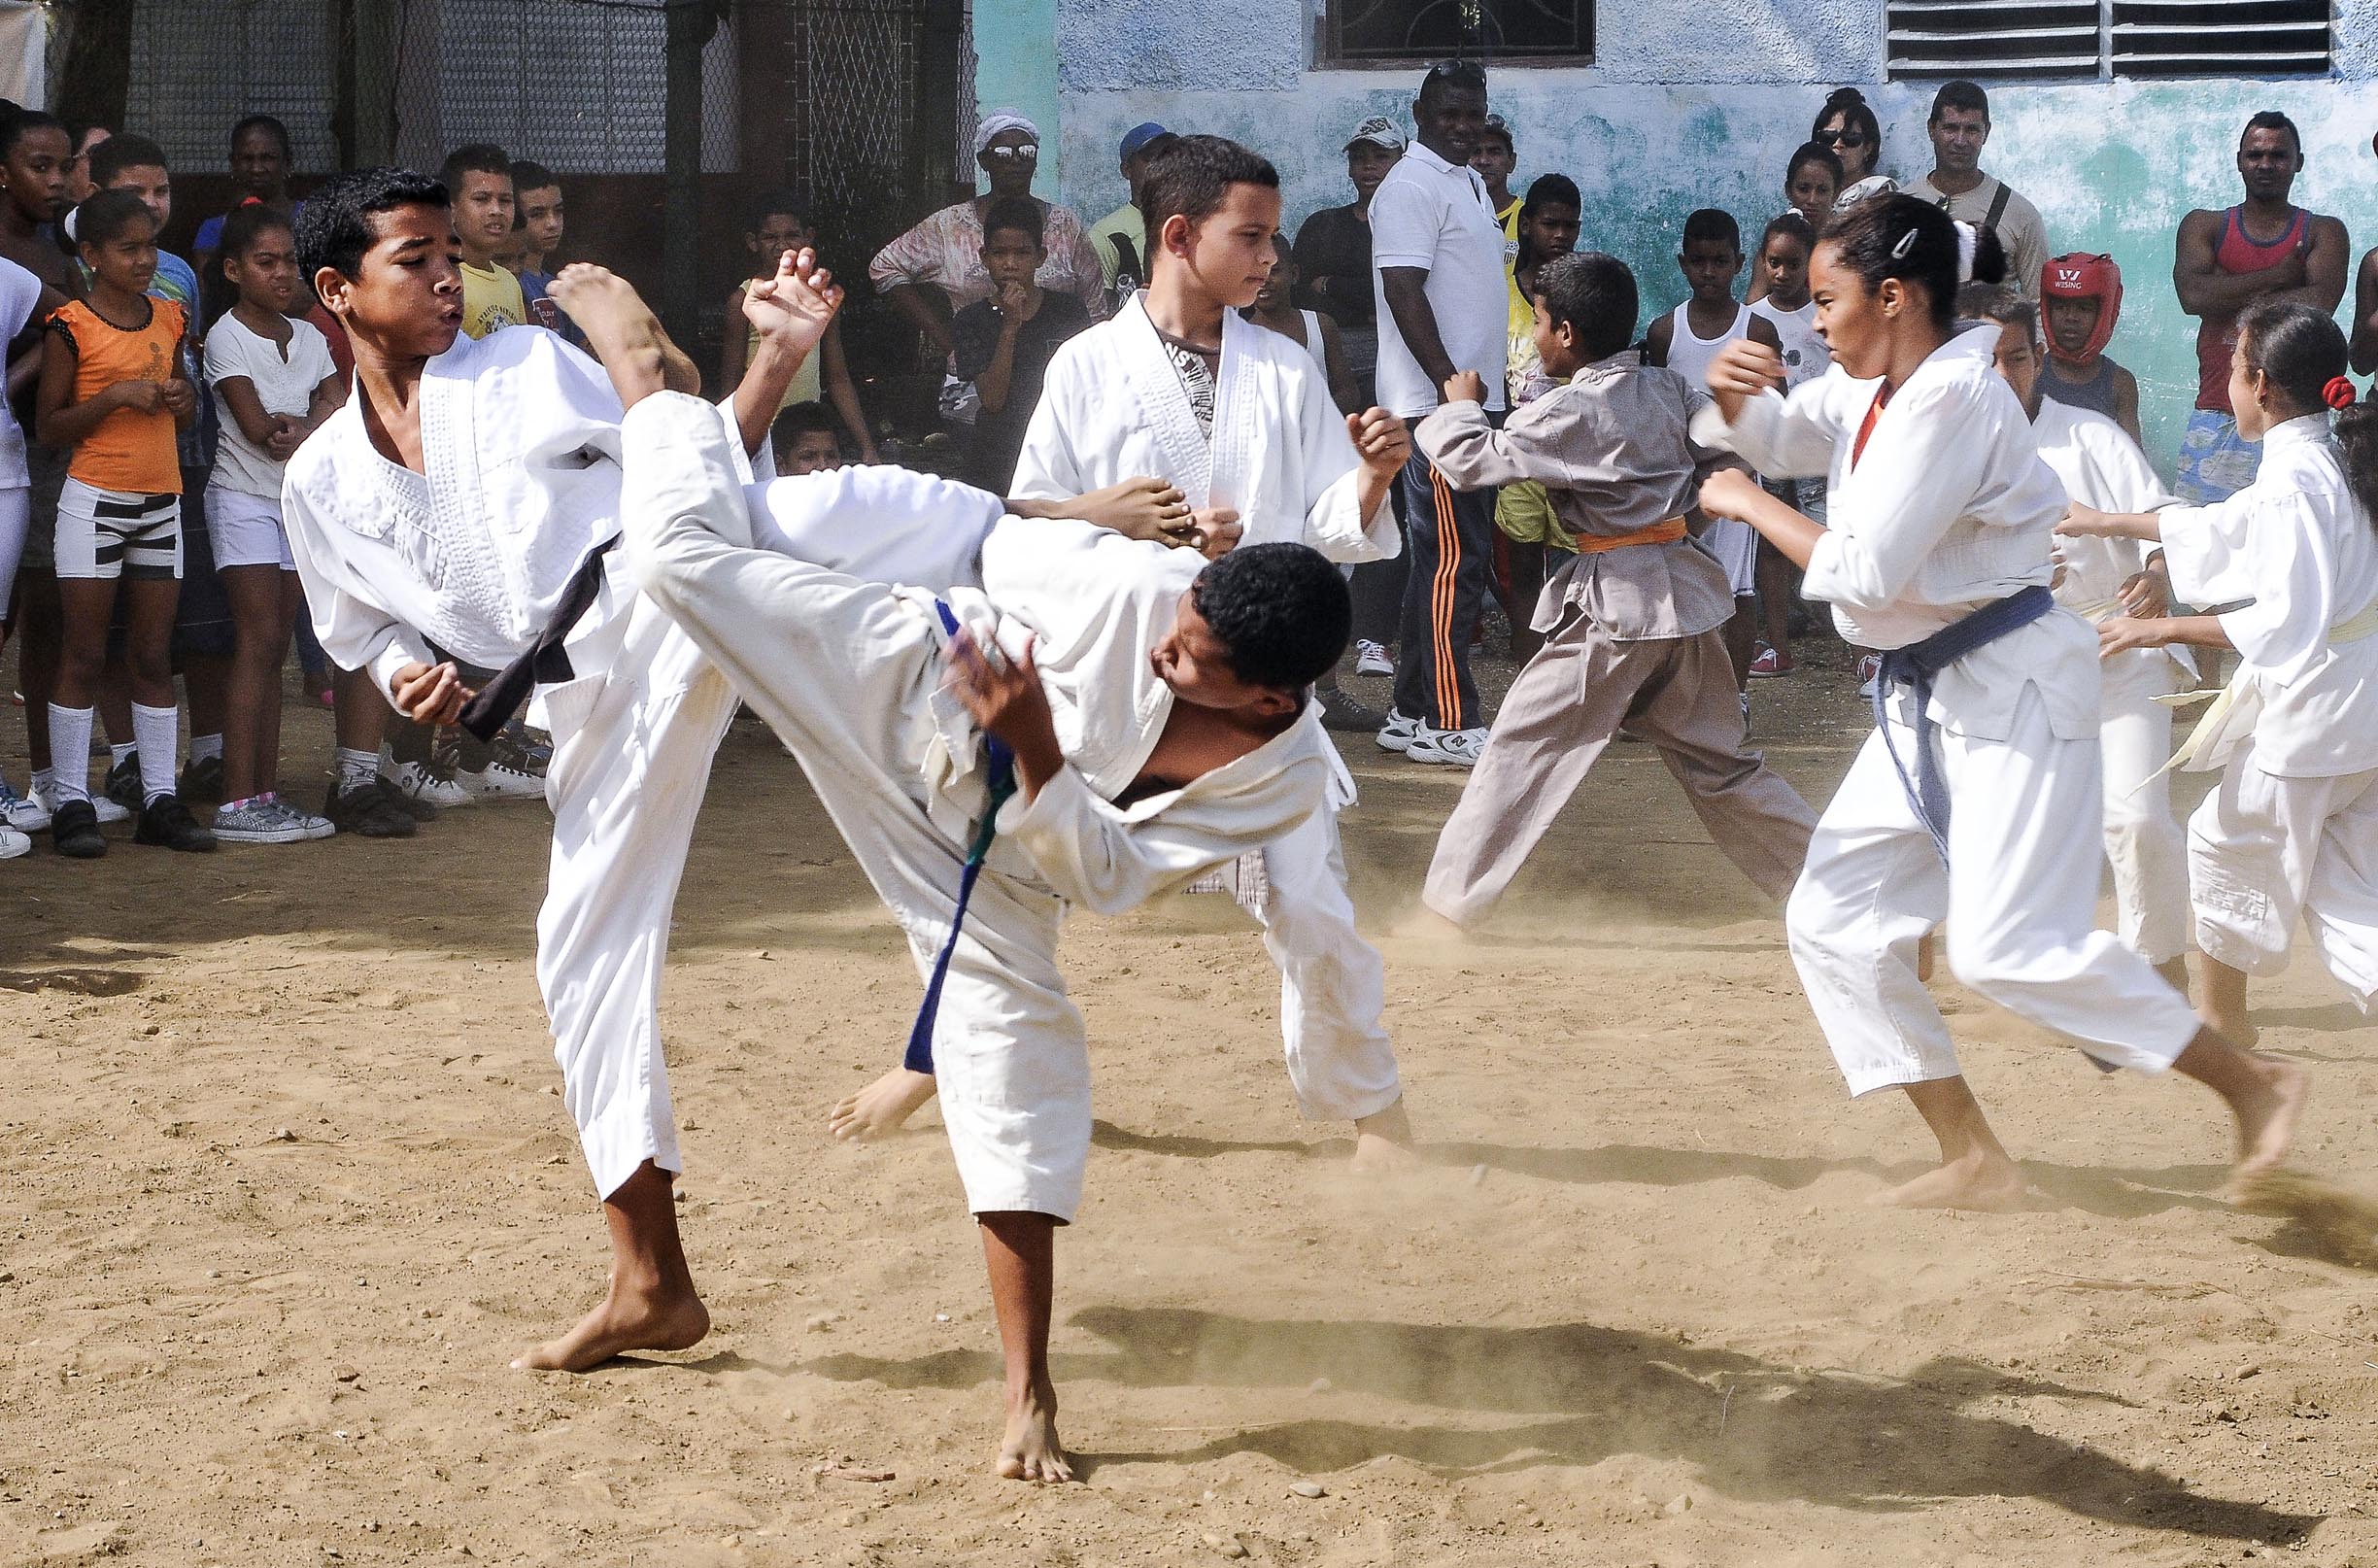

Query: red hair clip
2324 375 2358 411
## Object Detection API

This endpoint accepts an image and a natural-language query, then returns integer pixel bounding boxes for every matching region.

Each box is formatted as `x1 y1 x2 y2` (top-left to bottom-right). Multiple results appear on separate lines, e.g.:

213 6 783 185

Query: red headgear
2040 253 2123 366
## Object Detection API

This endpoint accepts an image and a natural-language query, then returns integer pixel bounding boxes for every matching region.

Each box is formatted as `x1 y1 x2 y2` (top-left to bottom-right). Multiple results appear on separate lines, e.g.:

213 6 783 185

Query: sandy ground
3 635 2376 1568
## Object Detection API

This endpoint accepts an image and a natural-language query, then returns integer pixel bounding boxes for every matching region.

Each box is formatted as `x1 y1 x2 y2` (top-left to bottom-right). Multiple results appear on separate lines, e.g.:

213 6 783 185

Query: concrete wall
1021 0 2378 475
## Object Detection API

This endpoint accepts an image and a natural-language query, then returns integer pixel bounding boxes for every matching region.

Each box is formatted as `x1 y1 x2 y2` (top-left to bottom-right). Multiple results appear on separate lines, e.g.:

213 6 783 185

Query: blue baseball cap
1120 121 1172 160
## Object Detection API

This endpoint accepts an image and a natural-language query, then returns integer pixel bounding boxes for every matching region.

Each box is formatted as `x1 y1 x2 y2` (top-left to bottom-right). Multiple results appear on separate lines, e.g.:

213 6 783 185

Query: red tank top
2195 204 2309 413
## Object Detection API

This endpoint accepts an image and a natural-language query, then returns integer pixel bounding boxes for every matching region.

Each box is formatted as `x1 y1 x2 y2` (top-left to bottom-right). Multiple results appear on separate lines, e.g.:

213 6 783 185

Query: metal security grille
1324 0 1593 64
124 1 340 172
1886 0 2330 79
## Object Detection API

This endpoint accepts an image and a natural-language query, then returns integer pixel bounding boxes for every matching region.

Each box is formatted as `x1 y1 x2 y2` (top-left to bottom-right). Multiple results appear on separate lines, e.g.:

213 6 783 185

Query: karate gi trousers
1787 684 2202 1096
2189 742 2378 1012
2098 651 2191 967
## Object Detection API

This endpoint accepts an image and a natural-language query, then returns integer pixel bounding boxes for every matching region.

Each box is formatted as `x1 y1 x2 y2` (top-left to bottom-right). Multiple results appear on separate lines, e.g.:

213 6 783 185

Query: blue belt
903 600 1019 1074
1871 584 2054 862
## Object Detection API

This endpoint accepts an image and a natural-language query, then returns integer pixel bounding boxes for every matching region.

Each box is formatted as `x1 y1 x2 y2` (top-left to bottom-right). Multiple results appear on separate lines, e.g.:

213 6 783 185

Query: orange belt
1572 516 1687 555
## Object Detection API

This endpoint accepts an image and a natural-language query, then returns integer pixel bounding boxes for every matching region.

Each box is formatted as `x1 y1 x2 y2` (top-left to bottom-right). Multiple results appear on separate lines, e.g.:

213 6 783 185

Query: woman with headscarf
868 110 1108 368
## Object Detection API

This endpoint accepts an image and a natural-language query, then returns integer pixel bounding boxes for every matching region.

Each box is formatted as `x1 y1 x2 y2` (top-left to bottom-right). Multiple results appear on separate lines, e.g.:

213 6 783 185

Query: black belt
453 536 619 743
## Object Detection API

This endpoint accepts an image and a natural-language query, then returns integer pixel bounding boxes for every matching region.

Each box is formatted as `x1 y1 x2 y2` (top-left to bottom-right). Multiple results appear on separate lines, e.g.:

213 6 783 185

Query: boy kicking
1418 254 1817 922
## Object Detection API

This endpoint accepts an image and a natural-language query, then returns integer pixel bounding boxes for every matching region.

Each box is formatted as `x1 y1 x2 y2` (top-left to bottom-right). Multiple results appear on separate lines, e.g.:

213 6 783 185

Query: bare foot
2227 1053 2307 1180
997 1378 1074 1483
1351 1098 1419 1174
510 1275 710 1372
547 263 670 409
830 1067 937 1142
743 245 843 363
1870 1149 2027 1210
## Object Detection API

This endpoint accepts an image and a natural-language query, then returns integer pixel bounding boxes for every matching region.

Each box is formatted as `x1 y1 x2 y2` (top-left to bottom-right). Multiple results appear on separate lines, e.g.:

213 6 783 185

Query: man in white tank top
1646 209 1780 699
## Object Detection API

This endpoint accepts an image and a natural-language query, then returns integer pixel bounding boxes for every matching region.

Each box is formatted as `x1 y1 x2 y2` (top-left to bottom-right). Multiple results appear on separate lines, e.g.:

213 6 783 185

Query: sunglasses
983 145 1039 162
1817 128 1869 148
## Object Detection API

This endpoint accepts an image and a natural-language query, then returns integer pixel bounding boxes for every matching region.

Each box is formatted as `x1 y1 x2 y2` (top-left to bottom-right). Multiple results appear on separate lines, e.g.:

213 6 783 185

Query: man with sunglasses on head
1904 79 2050 302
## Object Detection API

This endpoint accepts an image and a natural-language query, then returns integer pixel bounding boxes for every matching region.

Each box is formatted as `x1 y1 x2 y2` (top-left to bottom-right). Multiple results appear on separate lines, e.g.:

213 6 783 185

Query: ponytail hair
1819 193 2005 330
2243 298 2378 528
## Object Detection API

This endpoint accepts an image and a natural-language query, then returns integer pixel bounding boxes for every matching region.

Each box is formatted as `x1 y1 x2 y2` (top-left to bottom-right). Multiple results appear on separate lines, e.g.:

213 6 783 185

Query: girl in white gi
1694 195 2302 1210
2060 301 2378 1043
1962 284 2194 993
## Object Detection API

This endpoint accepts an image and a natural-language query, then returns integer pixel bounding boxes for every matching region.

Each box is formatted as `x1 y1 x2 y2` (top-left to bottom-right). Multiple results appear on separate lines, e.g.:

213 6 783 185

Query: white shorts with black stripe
55 476 182 581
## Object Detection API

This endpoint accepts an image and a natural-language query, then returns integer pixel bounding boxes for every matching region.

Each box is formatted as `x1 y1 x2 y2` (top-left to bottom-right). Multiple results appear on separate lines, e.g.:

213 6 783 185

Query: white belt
2150 597 2378 778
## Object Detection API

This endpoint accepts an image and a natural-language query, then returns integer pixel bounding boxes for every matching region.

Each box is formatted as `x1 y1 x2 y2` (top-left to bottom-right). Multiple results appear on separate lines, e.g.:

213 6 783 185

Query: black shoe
51 798 106 858
1318 685 1383 733
132 793 216 852
104 753 142 812
323 778 418 838
178 753 224 803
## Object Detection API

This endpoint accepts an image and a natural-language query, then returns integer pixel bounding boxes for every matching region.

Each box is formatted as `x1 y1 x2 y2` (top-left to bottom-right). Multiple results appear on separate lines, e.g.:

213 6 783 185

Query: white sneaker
457 759 546 801
0 824 28 859
1354 639 1394 677
0 776 49 833
381 754 474 810
35 781 128 824
1376 708 1419 753
1856 652 1882 700
1406 724 1487 767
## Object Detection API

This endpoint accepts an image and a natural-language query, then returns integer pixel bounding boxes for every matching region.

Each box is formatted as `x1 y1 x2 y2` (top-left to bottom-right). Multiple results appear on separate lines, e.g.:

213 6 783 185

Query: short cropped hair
89 132 168 187
2243 109 2301 151
1418 58 1487 108
295 165 449 281
980 196 1044 247
438 142 510 193
769 400 840 458
1929 79 1988 124
1535 252 1638 361
747 187 811 231
1681 207 1740 255
1139 134 1277 249
510 158 558 193
1191 542 1351 692
230 114 292 156
0 108 63 159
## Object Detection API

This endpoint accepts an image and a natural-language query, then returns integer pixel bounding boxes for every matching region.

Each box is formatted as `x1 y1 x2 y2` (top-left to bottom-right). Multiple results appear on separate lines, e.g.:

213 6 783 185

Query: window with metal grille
1885 0 2330 80
1322 0 1593 65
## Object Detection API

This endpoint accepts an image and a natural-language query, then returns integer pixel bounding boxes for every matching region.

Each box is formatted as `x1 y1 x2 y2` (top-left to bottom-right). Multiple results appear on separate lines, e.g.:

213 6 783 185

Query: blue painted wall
974 0 1066 190
1003 0 2378 475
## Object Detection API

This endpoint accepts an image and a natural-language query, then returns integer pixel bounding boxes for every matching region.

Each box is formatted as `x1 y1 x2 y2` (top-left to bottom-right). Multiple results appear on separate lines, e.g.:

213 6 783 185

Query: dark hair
295 165 449 281
1929 79 1989 125
510 158 558 194
1820 193 2006 330
1417 59 1487 109
1190 542 1350 691
980 196 1044 247
230 114 292 157
1811 88 1880 154
218 200 294 263
769 400 840 452
1681 208 1740 255
1518 172 1580 219
2237 301 2378 525
746 187 811 232
88 132 167 188
71 187 153 250
1534 252 1638 361
438 143 511 193
1759 211 1816 256
0 108 64 159
1138 134 1278 253
1956 281 2037 343
1785 140 1843 188
2243 109 2301 152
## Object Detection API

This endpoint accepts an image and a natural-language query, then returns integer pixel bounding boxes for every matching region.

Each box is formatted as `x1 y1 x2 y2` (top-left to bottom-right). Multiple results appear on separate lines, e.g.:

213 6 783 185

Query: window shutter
1885 1 2102 80
2111 0 2330 77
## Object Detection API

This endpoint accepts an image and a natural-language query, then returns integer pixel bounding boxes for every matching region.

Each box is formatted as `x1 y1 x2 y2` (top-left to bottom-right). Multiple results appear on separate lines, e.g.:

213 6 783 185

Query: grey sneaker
212 796 315 845
273 793 337 840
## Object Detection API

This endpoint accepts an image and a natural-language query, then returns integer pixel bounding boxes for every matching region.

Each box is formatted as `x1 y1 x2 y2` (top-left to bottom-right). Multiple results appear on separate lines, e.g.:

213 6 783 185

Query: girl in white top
201 204 343 844
1746 212 1832 678
0 252 60 846
1694 195 2302 1210
2060 300 2378 1044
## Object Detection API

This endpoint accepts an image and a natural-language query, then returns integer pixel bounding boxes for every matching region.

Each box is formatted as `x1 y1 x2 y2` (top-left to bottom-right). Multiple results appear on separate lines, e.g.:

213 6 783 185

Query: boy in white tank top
1646 209 1780 699
1746 213 1831 677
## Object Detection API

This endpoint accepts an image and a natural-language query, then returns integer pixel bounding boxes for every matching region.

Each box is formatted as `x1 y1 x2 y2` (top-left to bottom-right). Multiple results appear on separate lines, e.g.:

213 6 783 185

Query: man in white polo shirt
1371 59 1507 767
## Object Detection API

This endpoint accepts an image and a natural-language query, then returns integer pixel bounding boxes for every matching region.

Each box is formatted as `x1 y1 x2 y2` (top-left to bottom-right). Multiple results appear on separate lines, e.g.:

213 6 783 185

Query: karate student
624 426 1361 1486
282 168 810 1375
1416 252 1817 924
930 132 1415 1166
1692 194 2302 1209
1963 284 2192 992
2059 301 2378 1042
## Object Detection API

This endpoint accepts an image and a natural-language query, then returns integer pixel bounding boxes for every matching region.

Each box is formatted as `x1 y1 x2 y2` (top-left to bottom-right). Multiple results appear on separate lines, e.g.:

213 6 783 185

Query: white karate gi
1007 296 1405 1125
2156 413 2378 1011
1702 327 2201 1094
628 428 1342 1221
2032 397 2194 966
284 329 764 1199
